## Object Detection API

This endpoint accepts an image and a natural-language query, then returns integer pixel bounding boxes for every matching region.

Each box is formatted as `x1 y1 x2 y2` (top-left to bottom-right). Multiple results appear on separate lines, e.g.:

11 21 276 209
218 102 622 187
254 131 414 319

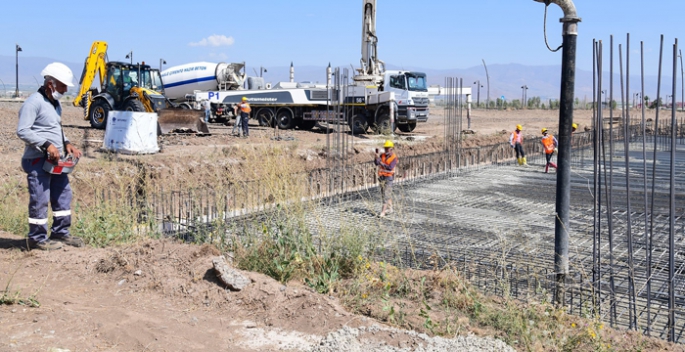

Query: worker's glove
554 148 558 154
510 145 515 148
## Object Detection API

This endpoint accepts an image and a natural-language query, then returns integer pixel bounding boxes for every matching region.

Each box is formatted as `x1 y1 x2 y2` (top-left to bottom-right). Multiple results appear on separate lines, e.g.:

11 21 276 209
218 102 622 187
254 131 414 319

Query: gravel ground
309 325 515 352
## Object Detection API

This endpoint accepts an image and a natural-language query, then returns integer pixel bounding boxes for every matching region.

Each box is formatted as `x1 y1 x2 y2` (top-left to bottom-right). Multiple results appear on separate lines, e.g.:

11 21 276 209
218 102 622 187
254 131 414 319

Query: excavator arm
73 41 108 108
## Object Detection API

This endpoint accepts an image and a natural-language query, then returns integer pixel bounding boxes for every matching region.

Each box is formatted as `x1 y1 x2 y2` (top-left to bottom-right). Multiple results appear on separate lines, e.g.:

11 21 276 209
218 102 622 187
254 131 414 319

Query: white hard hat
41 62 75 87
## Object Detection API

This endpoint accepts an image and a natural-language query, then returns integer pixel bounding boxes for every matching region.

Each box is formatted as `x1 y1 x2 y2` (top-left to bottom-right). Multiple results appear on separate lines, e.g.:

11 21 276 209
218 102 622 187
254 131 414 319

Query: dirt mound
1 232 515 351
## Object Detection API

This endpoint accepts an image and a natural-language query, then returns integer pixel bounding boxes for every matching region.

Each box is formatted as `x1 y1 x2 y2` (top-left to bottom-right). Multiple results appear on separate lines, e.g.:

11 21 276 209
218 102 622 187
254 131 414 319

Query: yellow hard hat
383 140 394 148
242 96 248 101
572 123 578 129
516 124 523 131
541 128 548 134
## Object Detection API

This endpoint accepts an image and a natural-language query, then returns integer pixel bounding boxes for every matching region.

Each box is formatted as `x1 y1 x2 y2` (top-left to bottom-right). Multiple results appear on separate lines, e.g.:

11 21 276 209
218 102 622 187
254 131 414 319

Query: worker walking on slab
510 124 528 166
233 97 251 138
16 62 84 251
541 128 558 173
375 140 397 217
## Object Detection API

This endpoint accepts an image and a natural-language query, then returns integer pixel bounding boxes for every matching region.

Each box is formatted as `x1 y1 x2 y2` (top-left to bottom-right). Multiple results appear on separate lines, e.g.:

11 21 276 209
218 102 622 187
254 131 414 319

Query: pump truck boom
74 41 208 133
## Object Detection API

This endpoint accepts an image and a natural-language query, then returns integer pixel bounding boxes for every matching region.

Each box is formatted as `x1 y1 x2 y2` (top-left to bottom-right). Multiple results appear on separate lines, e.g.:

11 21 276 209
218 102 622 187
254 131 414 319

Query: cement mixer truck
161 61 246 108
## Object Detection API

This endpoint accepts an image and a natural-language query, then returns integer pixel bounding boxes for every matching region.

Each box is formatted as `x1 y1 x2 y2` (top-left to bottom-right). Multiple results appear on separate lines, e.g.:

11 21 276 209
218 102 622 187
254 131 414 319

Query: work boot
522 157 529 166
516 158 522 166
545 164 549 173
52 235 85 248
28 240 64 251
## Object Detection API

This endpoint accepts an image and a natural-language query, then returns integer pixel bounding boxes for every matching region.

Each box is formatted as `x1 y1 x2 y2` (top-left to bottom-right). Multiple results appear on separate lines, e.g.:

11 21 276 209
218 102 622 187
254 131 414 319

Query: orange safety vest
239 102 251 114
541 134 556 154
378 153 397 177
511 130 523 145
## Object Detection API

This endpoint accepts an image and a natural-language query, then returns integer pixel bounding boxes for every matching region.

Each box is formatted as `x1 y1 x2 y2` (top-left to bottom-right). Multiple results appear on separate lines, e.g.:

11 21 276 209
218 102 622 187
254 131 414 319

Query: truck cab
383 70 429 132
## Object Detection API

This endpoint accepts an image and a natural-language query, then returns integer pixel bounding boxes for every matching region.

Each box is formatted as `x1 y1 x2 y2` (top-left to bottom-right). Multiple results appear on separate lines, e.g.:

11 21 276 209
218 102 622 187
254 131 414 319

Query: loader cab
103 62 165 103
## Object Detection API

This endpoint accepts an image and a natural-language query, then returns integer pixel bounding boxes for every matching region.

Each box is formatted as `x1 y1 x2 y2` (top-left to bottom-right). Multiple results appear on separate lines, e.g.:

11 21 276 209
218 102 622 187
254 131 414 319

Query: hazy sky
1 0 682 75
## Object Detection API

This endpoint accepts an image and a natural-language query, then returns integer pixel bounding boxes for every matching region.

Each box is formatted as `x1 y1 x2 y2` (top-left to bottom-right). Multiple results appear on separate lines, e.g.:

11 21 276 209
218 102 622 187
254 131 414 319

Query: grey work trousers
22 157 73 244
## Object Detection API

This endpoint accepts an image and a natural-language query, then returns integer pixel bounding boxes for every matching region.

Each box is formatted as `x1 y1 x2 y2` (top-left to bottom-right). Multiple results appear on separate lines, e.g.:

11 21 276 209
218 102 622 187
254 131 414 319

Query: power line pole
482 59 490 109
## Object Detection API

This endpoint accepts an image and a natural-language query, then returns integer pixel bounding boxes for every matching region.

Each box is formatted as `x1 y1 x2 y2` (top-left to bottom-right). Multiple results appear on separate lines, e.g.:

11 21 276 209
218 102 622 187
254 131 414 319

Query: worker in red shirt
541 128 558 173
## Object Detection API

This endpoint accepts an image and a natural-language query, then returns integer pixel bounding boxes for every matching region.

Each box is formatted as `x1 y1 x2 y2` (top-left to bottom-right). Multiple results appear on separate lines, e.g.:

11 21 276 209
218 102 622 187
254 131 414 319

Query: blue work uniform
16 87 73 245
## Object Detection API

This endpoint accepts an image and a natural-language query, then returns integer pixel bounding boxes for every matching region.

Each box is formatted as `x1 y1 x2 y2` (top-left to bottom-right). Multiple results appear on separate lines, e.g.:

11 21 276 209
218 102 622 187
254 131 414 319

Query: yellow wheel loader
73 41 208 133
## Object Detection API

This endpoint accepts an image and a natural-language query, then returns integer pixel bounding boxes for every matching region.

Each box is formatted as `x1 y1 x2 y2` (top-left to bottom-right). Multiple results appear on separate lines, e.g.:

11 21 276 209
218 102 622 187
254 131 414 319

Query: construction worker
510 124 528 166
233 97 251 138
203 99 211 123
16 63 84 250
375 140 397 217
571 123 578 134
541 128 558 173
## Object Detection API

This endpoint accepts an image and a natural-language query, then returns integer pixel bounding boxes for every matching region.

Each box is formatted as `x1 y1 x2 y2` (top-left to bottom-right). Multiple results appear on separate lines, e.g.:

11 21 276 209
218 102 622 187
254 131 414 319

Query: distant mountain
1 55 672 104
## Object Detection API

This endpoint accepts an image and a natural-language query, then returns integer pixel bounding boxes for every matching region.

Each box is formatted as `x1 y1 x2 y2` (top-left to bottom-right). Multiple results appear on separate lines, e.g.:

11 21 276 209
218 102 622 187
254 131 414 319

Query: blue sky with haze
1 0 683 78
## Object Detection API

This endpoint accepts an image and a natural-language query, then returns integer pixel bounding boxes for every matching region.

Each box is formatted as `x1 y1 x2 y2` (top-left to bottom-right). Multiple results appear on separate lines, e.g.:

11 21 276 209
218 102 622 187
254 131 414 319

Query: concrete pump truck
161 0 429 134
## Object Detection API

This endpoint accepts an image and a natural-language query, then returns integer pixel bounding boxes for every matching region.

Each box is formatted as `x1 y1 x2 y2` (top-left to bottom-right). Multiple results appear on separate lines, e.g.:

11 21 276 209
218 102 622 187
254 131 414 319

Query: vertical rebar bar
648 36 665 336
607 35 617 326
668 39 678 343
640 40 652 336
619 39 638 329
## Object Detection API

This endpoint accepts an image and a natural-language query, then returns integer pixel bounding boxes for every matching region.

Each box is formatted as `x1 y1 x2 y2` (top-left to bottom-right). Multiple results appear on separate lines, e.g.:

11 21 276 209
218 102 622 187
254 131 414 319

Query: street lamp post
125 51 133 64
678 50 685 111
521 85 529 109
260 66 267 77
0 78 6 97
473 80 483 108
160 58 167 71
601 90 607 108
667 95 673 107
633 93 640 109
15 44 22 98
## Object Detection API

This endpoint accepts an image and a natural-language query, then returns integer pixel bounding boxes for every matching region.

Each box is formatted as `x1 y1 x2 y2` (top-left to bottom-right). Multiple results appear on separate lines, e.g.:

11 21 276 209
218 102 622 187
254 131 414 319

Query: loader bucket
157 108 210 134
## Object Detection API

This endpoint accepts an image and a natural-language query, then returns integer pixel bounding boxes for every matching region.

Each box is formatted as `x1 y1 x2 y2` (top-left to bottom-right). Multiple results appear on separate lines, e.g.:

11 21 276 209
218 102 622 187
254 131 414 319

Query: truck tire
349 114 369 134
124 99 146 112
256 108 274 127
275 108 295 130
297 119 317 131
89 99 110 129
398 122 417 133
374 113 392 135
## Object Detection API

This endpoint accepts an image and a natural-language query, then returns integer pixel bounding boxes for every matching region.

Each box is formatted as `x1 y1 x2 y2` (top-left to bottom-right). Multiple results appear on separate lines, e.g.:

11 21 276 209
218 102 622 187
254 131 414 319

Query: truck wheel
275 108 295 130
256 108 275 127
297 119 317 130
398 122 417 133
124 99 146 112
349 114 369 134
374 113 392 135
89 100 110 129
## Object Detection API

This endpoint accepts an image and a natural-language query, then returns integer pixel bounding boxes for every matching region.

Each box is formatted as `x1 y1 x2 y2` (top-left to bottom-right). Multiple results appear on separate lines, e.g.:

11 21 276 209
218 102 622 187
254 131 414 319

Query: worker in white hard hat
509 124 528 166
375 140 398 217
233 97 251 138
16 62 84 251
